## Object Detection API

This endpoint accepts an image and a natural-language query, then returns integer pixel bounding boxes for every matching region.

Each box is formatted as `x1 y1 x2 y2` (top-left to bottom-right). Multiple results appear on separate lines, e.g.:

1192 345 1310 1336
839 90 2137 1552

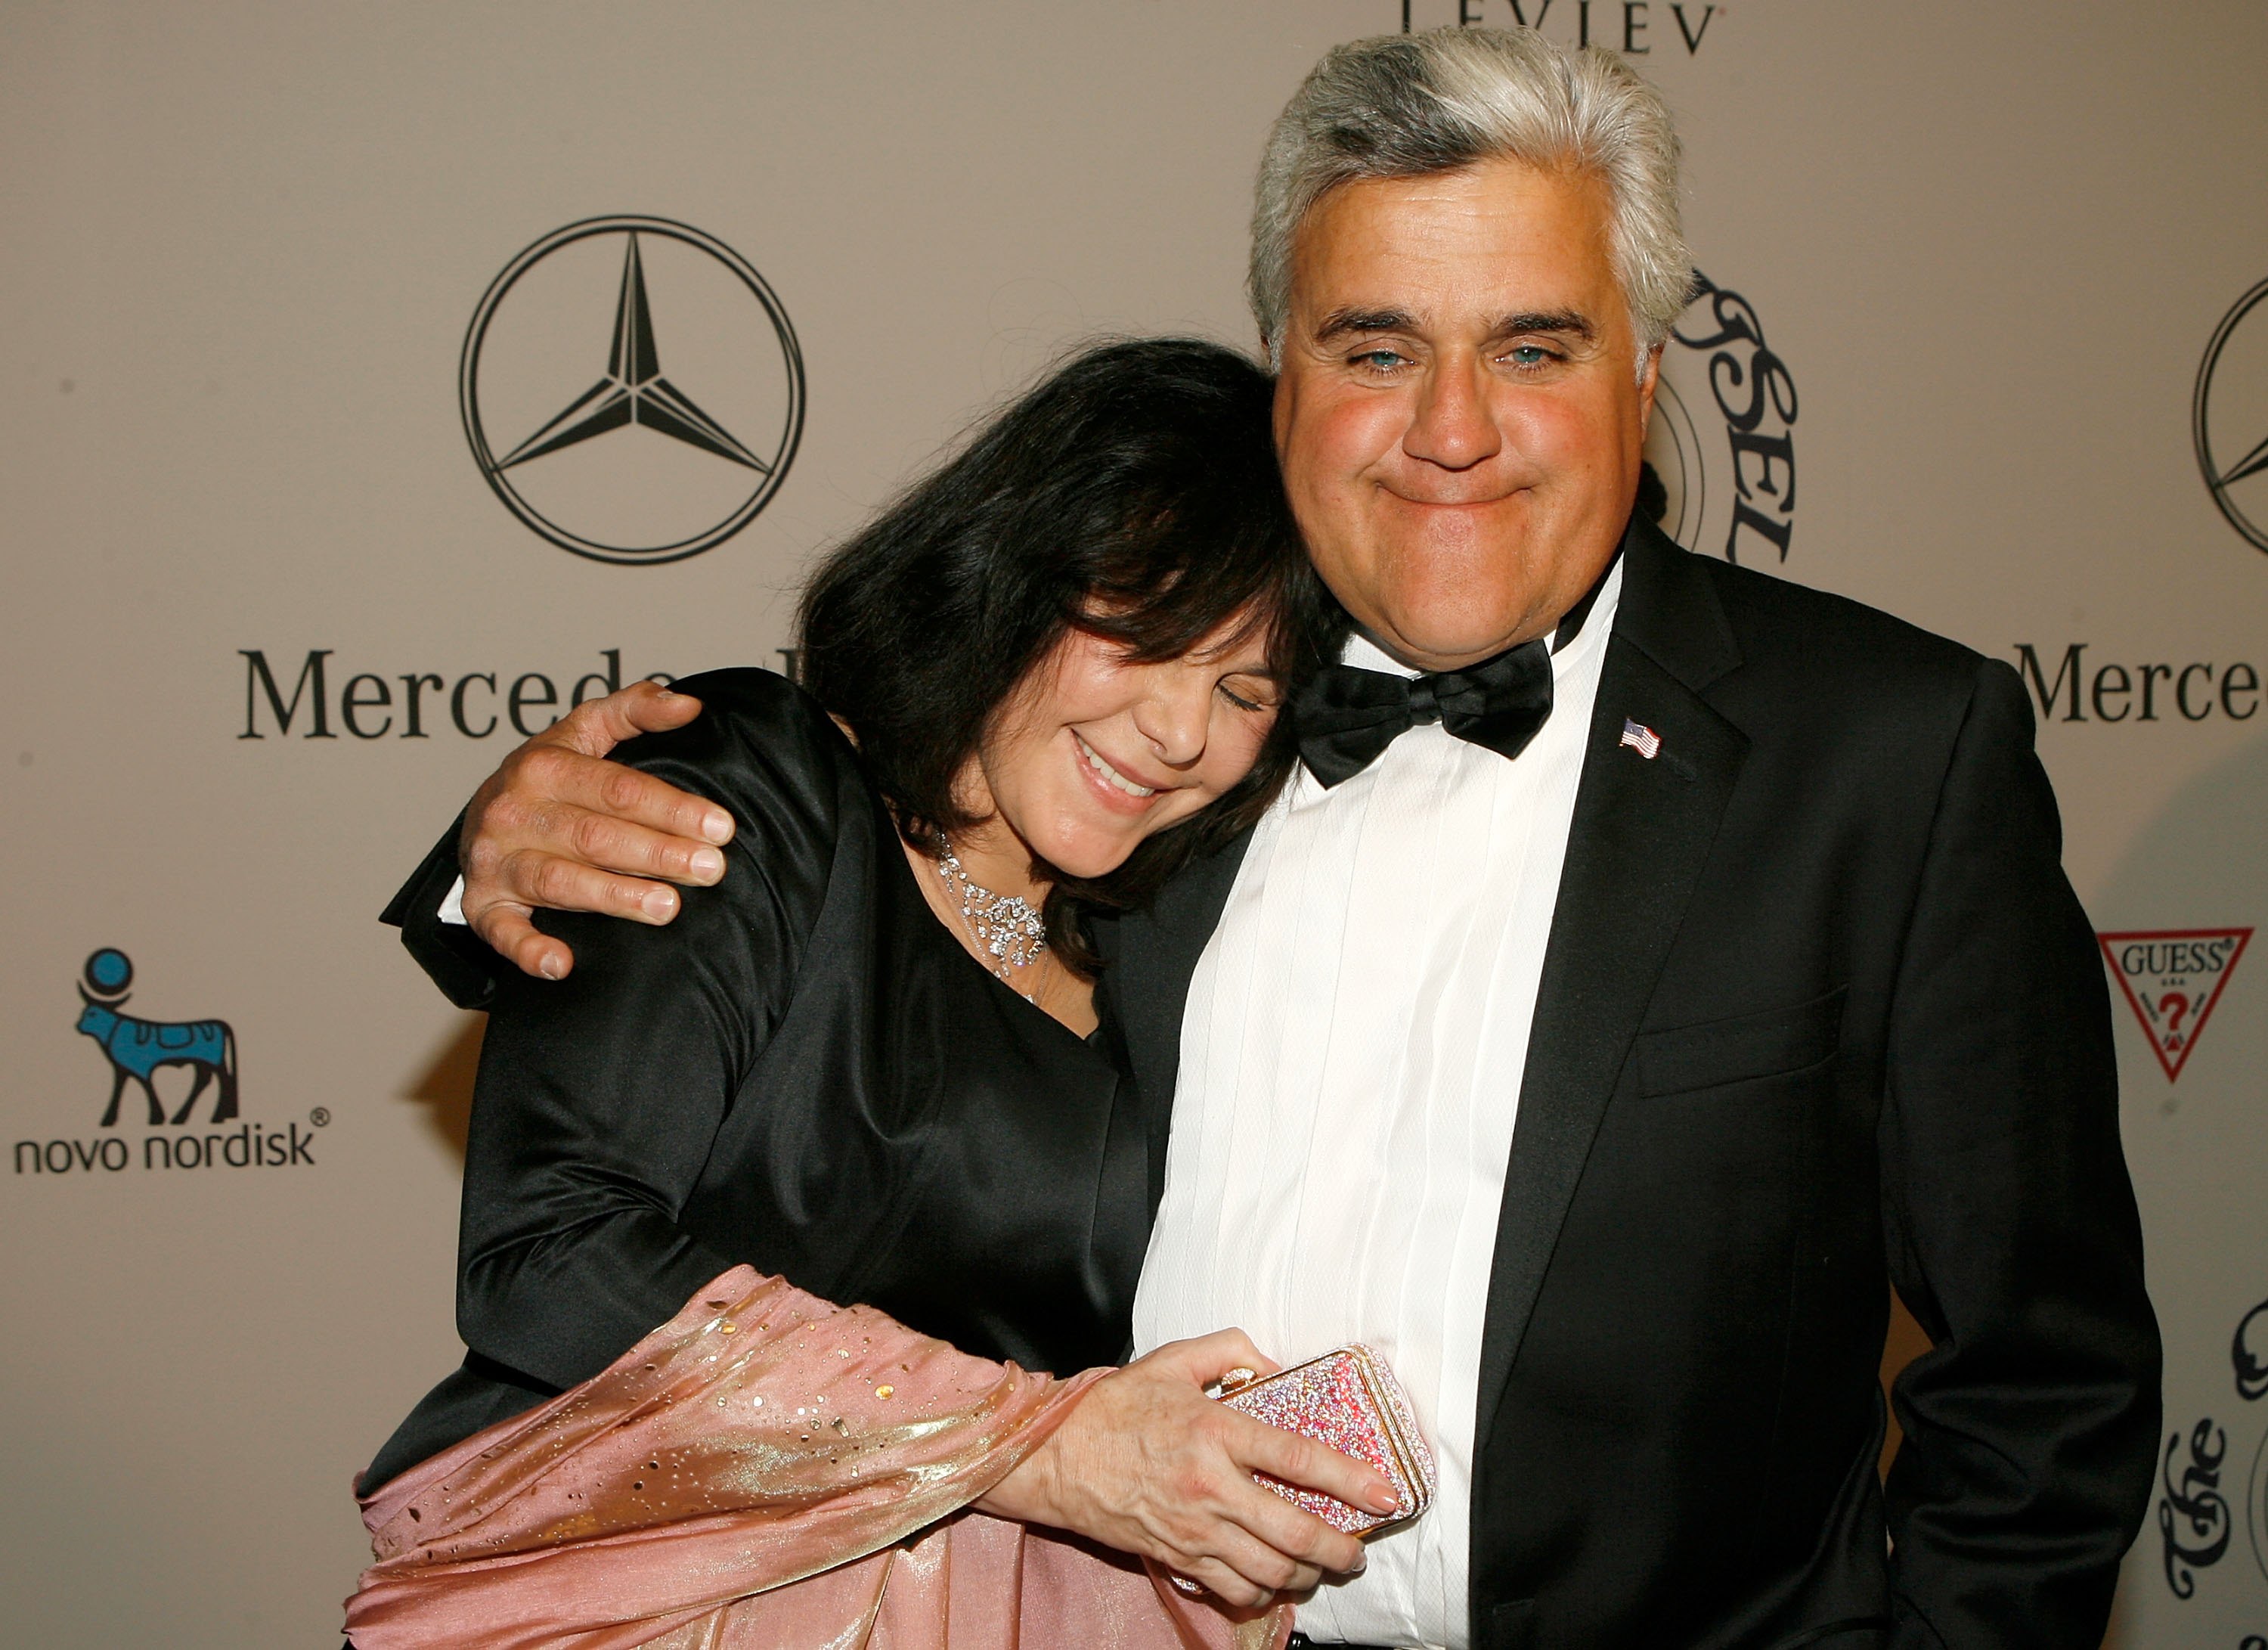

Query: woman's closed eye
1216 678 1279 714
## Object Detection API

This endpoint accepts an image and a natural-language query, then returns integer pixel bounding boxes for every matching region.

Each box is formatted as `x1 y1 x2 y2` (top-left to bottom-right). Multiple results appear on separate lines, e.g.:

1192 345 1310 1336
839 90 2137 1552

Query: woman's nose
1132 675 1210 767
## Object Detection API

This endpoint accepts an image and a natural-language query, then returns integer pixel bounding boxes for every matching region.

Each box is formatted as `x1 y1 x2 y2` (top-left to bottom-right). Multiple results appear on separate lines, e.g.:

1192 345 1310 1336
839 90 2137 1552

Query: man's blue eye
1358 350 1404 368
1511 346 1551 366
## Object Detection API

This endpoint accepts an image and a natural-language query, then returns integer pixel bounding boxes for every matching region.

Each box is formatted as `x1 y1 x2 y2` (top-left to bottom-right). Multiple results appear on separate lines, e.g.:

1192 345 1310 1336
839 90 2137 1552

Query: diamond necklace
932 834 1048 987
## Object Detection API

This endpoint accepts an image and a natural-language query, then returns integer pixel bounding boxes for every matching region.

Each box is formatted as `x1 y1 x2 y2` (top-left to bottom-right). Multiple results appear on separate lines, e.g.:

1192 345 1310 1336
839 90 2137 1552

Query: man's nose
1403 356 1502 471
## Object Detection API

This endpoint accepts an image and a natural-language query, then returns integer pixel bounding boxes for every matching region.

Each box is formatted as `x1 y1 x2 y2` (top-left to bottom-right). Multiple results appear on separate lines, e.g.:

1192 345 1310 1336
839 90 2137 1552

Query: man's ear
1635 343 1664 434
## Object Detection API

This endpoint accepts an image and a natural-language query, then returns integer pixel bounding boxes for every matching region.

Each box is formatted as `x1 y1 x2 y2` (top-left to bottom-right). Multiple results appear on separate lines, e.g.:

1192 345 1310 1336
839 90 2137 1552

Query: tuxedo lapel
1472 520 1749 1445
1101 828 1255 1214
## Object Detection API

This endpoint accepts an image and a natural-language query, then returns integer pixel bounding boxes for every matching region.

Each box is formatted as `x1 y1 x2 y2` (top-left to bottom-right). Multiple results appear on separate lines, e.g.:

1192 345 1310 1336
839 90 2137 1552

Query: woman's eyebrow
1187 640 1281 674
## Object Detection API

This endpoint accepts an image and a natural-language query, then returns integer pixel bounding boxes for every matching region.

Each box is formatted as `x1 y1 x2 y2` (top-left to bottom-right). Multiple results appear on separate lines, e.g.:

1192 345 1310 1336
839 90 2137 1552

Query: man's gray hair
1250 27 1690 376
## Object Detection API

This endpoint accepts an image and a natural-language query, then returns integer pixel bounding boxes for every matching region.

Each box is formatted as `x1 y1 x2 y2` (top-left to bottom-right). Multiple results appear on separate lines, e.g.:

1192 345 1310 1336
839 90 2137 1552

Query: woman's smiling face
966 612 1284 880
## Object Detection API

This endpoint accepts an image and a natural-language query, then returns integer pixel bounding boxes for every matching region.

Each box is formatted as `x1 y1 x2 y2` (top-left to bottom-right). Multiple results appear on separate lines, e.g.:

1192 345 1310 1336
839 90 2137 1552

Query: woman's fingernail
1368 1484 1399 1513
690 846 725 879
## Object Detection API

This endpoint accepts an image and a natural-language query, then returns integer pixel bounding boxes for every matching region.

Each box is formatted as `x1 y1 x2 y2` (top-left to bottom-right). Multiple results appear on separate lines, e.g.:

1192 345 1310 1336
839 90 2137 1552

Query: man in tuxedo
389 28 2156 1649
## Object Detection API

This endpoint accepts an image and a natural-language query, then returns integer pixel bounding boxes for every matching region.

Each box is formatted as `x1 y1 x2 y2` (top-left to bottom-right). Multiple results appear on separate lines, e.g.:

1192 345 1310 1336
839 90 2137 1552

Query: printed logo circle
83 948 134 999
1643 271 1799 564
460 216 805 565
2196 275 2268 556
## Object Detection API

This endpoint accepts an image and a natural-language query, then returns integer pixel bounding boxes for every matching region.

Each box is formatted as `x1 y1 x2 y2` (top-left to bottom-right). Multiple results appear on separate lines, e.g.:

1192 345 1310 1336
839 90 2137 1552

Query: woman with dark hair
344 340 1396 1650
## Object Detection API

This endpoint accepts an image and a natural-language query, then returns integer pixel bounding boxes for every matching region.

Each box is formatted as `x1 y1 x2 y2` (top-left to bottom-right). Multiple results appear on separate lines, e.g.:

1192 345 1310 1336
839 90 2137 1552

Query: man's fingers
509 747 733 862
615 681 705 734
552 681 704 752
470 904 573 982
547 793 727 885
463 851 686 981
486 851 685 926
534 684 733 848
593 761 733 856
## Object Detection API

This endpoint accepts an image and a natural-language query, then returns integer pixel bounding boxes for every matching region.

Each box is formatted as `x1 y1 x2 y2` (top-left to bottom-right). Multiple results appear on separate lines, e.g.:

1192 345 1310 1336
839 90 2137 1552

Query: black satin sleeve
449 669 851 1392
379 808 499 1012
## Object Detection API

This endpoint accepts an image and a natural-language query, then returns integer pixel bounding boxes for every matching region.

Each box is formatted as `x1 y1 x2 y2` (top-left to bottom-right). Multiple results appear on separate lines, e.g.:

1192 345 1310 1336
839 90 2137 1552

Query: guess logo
2098 929 2253 1081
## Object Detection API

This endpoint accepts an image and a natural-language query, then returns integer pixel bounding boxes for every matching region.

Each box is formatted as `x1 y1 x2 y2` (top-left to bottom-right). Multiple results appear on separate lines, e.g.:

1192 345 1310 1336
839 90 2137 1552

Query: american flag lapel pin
1619 718 1662 759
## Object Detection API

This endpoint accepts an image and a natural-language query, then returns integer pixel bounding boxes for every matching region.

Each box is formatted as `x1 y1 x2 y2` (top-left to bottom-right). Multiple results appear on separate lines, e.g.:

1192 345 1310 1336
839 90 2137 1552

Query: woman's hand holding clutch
973 1329 1399 1609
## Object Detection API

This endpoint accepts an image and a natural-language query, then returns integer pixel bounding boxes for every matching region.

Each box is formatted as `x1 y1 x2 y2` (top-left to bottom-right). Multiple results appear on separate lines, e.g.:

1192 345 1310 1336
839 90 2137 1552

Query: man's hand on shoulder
459 681 736 982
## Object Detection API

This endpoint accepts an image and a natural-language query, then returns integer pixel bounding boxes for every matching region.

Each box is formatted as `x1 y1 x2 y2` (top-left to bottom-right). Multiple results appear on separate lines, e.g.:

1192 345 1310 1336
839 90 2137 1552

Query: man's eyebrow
1493 310 1595 341
1315 307 1420 341
1312 308 1598 344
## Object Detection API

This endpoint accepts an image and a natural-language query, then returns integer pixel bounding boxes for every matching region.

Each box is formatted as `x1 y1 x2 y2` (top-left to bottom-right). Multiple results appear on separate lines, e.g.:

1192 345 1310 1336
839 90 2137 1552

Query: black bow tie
1290 637 1554 788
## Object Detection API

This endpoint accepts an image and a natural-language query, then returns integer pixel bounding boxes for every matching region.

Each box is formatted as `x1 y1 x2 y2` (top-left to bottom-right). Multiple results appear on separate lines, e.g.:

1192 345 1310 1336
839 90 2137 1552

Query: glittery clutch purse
1213 1343 1437 1537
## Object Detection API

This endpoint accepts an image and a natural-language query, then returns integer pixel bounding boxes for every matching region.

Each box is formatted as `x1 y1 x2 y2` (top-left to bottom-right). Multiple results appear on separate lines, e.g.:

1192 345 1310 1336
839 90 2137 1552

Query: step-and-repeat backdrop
3 3 2263 1643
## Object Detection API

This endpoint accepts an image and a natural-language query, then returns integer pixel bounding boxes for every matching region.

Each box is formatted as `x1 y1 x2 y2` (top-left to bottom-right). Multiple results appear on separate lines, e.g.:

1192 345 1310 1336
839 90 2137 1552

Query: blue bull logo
73 948 238 1127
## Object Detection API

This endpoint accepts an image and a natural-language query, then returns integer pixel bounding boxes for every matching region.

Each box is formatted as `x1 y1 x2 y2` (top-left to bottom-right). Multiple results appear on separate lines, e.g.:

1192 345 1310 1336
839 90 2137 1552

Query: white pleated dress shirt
1131 559 1622 1650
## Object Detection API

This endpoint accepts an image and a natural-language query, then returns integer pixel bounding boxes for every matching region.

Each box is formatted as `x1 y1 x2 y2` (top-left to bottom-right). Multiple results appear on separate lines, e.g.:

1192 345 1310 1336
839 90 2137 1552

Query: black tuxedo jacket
1094 517 2158 1649
389 518 2156 1650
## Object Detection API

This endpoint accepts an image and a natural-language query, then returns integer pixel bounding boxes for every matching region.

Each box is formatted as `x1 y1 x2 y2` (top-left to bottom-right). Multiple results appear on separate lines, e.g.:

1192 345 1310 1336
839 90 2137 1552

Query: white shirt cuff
439 875 468 927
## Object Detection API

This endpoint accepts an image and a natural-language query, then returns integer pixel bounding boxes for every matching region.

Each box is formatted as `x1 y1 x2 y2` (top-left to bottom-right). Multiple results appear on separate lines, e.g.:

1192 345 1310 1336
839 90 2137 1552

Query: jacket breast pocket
1634 986 1847 1098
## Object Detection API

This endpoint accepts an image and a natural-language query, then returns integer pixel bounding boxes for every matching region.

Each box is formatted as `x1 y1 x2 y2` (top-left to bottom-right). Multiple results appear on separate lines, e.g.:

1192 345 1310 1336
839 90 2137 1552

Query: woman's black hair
798 337 1345 976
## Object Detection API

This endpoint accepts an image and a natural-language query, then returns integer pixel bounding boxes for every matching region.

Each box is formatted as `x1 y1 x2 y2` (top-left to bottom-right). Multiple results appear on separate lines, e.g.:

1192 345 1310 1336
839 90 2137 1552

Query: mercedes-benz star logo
2196 275 2268 556
460 215 804 565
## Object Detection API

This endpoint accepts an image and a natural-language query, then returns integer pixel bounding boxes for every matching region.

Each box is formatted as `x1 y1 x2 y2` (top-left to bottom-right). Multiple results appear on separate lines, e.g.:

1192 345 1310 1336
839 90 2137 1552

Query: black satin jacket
364 669 1154 1490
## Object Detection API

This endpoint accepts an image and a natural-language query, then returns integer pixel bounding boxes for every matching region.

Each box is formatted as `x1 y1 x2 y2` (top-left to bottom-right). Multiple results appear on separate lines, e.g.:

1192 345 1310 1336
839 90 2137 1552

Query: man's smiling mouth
1380 481 1532 510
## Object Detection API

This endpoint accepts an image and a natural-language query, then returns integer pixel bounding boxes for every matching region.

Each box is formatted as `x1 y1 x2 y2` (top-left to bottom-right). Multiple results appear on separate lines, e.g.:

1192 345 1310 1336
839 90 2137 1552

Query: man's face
1272 157 1659 671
